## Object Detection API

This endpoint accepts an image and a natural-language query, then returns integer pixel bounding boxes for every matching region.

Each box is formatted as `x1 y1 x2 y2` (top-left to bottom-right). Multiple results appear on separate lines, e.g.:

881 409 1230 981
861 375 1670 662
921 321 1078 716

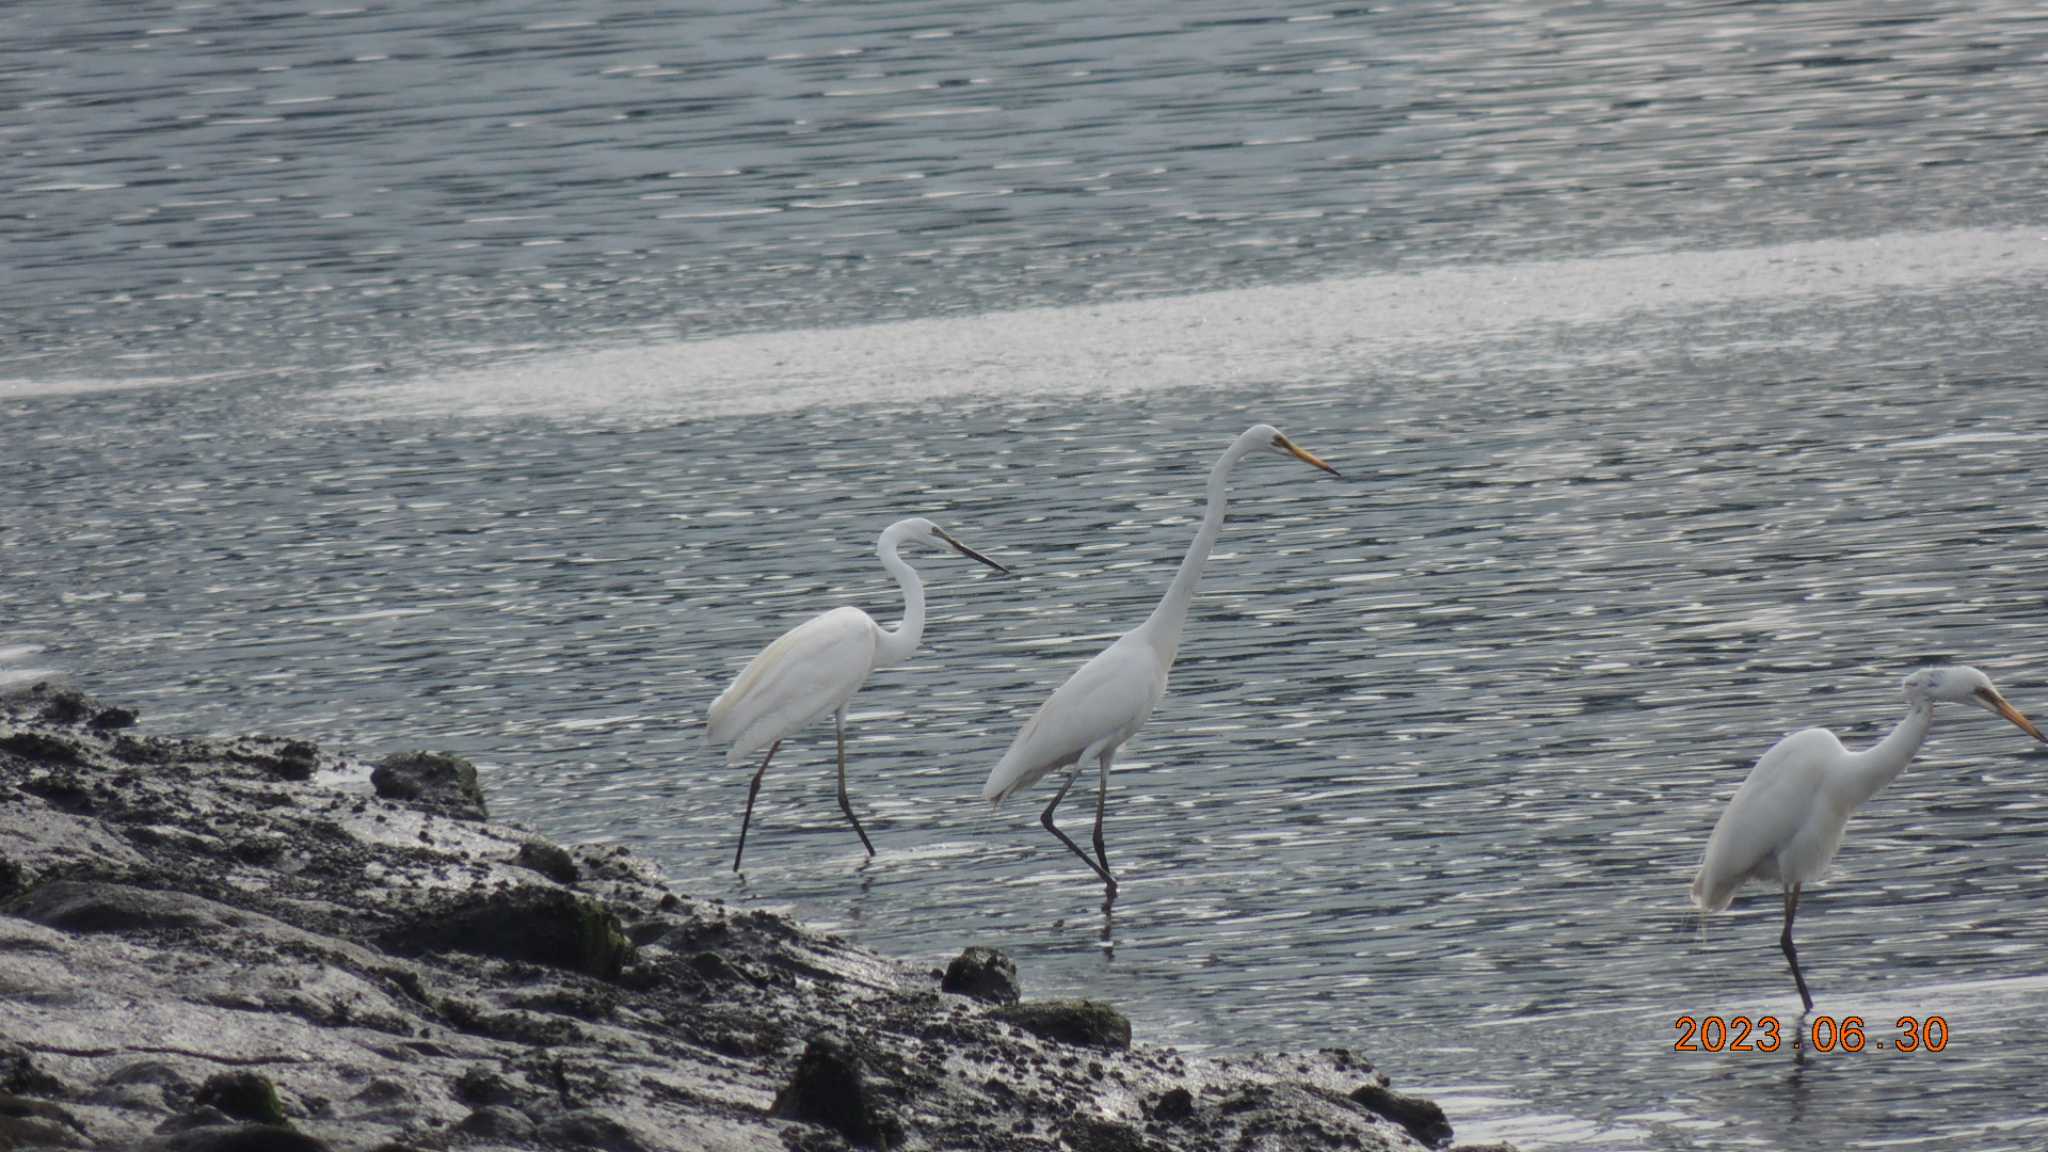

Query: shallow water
11 245 2048 1147
9 2 2048 1148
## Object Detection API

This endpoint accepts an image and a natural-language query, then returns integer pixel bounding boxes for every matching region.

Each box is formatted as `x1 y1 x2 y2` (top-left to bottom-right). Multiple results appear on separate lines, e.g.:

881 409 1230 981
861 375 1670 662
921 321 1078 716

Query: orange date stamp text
1673 1014 1949 1053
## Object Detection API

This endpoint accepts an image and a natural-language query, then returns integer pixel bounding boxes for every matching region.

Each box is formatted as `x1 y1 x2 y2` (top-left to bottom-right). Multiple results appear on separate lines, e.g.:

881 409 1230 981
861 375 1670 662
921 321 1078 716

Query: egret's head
1903 665 2046 742
1249 423 1341 476
887 517 1007 573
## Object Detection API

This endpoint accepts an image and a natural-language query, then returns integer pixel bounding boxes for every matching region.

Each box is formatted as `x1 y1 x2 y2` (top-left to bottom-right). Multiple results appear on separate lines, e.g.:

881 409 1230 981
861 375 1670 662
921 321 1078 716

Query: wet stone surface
0 683 1478 1151
942 945 1023 1005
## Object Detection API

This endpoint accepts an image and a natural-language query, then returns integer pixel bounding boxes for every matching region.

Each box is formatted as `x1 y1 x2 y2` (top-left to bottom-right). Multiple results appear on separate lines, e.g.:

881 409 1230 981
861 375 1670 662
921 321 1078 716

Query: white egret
1690 665 2045 1011
707 517 1005 871
981 424 1340 895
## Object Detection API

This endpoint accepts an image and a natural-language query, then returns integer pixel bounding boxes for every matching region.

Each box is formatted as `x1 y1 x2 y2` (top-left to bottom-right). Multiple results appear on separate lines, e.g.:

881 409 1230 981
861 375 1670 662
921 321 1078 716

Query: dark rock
193 1072 286 1126
371 751 486 819
347 1079 412 1108
536 1110 651 1152
111 735 173 765
941 946 1020 1004
232 741 320 782
37 690 93 725
159 1106 236 1133
515 840 579 885
995 1000 1132 1051
18 773 93 812
0 858 25 905
1350 1082 1453 1148
378 885 634 980
91 1061 191 1111
147 1124 333 1152
770 1036 901 1149
690 951 736 983
11 881 233 934
0 733 83 766
1151 1087 1194 1123
90 706 139 731
1062 1114 1152 1152
455 1105 535 1139
0 1094 88 1147
0 1050 62 1099
452 1066 520 1109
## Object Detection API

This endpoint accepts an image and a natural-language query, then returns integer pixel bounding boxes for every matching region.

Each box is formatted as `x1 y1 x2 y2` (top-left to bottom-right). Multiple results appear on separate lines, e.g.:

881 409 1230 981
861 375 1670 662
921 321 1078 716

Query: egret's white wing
983 636 1165 805
707 606 878 762
1690 727 1839 911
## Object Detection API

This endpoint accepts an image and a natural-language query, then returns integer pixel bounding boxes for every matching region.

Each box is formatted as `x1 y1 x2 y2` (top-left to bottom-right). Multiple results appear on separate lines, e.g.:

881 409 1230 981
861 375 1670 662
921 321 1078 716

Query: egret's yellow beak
1277 434 1341 477
934 527 1008 574
1978 688 2047 743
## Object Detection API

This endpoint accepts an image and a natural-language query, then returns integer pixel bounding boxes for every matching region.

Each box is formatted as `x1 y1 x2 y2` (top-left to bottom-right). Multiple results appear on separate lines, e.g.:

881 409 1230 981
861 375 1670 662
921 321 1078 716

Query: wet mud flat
0 685 1502 1152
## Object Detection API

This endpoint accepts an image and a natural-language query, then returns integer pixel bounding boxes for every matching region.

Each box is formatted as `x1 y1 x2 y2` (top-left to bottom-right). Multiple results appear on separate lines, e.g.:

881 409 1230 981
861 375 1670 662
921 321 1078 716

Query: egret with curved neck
982 424 1340 897
707 517 1005 870
1691 664 2045 1011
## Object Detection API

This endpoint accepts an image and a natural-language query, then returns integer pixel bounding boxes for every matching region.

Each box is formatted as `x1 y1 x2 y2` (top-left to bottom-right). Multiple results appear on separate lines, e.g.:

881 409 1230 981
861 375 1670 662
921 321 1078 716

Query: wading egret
981 424 1340 895
1690 665 2045 1011
707 517 1005 870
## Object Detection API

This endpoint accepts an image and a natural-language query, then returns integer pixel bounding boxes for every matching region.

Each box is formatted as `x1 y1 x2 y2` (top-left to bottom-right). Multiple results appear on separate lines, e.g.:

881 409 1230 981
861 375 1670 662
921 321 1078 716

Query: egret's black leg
733 740 780 872
1091 749 1115 883
1782 883 1814 1013
835 709 875 857
1041 760 1117 893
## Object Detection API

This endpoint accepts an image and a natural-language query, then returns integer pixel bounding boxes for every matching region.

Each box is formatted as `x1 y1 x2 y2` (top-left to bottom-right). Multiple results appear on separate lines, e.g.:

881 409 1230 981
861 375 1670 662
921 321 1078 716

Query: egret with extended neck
981 424 1340 897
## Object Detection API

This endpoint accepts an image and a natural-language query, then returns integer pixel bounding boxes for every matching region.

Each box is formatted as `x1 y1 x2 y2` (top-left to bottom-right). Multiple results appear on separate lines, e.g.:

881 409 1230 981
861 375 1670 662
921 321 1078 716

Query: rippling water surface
8 2 2048 1149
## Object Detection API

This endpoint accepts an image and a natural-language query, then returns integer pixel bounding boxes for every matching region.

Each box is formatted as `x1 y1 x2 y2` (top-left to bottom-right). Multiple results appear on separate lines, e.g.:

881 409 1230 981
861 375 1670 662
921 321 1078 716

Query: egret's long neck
1137 439 1252 666
1833 698 1933 810
874 537 925 669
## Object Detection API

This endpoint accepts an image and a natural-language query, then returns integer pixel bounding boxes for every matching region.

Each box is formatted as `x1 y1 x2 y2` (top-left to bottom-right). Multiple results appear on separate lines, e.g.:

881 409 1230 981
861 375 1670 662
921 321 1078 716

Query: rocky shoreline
0 685 1502 1152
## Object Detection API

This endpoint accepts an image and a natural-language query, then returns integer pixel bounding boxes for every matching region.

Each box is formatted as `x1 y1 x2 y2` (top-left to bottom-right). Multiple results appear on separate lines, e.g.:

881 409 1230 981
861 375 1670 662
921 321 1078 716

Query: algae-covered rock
192 1072 285 1126
771 1035 902 1148
378 885 634 980
515 839 580 885
995 999 1132 1051
0 732 84 766
370 751 486 820
1350 1081 1453 1148
941 945 1020 1004
1063 1113 1153 1152
1151 1086 1195 1122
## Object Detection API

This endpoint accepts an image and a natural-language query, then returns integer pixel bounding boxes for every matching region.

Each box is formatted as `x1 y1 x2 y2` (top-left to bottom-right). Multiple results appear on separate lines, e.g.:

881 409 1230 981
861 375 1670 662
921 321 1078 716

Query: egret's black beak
934 527 1007 574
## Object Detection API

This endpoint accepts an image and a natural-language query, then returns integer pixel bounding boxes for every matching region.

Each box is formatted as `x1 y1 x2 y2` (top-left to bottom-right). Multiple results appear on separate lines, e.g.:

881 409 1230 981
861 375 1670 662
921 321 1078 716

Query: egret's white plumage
982 424 1340 895
706 517 1004 870
707 606 879 762
1690 664 2044 1010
